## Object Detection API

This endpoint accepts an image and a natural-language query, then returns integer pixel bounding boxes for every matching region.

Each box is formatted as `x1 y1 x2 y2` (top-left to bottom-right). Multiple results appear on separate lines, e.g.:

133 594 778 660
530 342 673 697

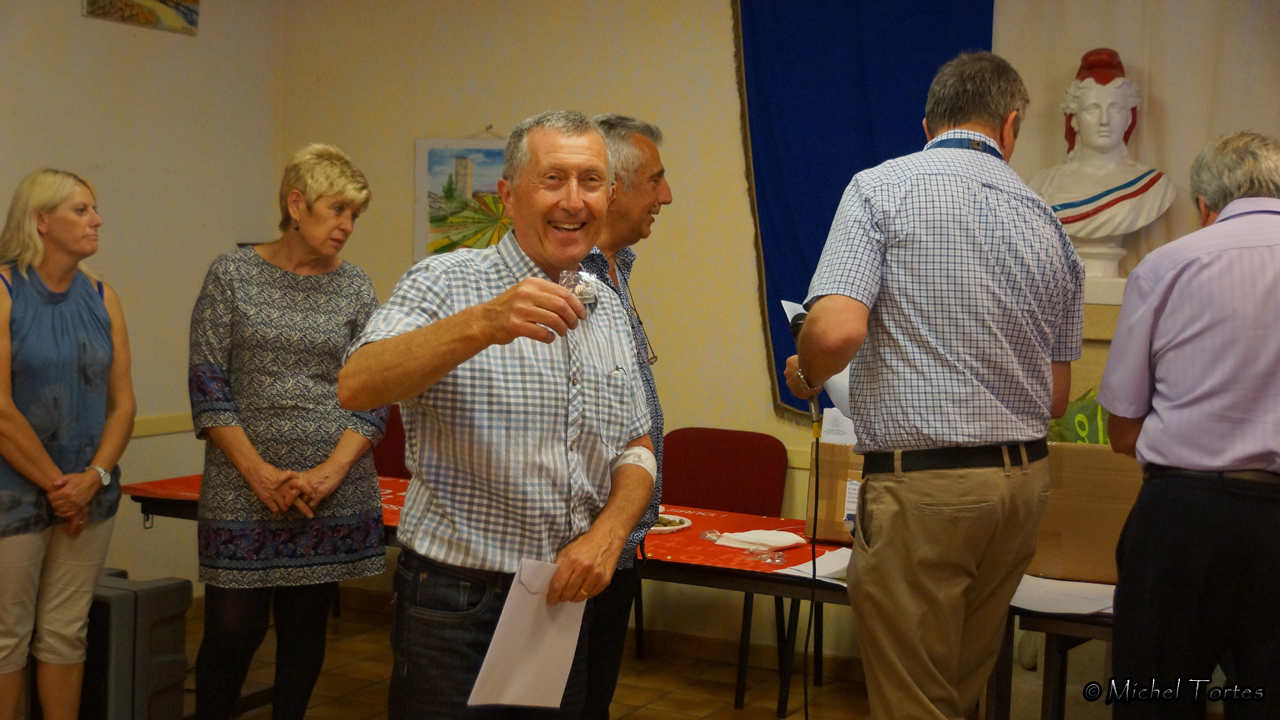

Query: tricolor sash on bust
1050 168 1164 226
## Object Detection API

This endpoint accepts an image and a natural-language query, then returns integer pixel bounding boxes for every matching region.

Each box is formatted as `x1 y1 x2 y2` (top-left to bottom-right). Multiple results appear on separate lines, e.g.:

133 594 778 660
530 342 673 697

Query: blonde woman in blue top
0 169 136 720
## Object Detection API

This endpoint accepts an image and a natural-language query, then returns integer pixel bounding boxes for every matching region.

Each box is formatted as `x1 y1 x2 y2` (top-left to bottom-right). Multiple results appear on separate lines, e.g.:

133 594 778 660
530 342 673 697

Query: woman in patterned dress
188 145 387 720
0 170 135 720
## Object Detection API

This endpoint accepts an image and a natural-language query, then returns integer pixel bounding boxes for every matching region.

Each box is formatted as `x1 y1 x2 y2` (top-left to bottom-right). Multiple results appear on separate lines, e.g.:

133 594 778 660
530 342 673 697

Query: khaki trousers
0 517 116 672
848 451 1049 720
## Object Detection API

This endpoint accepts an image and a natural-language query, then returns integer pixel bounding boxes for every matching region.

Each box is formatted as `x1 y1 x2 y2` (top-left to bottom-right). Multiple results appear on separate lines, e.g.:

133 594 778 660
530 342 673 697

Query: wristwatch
88 464 111 486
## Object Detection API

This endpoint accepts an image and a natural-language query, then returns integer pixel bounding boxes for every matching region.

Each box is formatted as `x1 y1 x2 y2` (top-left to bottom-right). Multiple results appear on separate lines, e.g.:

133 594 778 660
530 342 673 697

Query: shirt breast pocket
584 365 632 455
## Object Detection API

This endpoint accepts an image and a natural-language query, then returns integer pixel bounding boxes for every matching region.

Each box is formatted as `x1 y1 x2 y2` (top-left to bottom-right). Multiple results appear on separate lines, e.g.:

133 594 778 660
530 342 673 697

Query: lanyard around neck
928 137 1004 161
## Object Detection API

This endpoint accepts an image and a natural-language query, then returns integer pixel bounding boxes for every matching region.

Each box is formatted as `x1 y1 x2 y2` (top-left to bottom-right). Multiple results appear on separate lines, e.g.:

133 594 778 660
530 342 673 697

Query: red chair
637 427 793 707
373 404 412 479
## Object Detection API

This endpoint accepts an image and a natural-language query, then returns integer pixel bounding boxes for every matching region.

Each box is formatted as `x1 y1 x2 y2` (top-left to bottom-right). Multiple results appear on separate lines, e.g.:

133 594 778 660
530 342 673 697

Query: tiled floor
184 608 393 720
182 607 873 720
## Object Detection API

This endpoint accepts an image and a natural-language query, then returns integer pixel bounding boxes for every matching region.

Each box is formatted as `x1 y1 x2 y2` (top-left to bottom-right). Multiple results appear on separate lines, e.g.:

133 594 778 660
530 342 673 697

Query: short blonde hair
0 169 97 276
277 144 371 230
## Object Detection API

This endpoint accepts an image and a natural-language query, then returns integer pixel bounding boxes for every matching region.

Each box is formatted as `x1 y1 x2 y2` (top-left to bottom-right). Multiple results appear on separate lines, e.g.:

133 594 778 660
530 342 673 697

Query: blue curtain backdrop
738 0 993 415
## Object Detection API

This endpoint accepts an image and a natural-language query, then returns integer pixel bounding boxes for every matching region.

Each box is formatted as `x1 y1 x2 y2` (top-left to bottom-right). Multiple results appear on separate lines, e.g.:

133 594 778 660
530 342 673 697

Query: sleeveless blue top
0 268 120 537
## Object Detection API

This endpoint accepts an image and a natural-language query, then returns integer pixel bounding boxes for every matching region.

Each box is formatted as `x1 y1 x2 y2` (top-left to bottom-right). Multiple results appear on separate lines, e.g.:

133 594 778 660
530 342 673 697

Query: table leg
774 596 786 669
776 598 802 718
634 580 646 660
736 592 754 709
815 601 824 686
1041 634 1088 720
985 612 1014 720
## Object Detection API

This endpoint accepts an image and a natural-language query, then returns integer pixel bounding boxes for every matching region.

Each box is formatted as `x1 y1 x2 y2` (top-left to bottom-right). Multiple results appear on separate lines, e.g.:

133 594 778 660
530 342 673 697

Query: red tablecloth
122 480 844 575
644 505 846 573
122 474 412 527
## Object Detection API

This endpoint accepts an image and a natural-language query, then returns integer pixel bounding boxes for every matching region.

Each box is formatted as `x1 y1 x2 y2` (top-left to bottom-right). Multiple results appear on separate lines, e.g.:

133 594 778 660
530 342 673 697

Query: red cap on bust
1065 48 1137 152
1076 48 1126 84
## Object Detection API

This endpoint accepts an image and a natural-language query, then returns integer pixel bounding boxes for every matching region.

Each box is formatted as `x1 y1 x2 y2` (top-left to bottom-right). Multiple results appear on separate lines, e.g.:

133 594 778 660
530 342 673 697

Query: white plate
658 505 665 513
647 514 691 534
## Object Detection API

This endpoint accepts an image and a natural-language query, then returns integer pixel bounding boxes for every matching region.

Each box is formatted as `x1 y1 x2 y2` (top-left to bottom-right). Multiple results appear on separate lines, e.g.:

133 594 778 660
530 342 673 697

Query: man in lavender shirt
1100 131 1280 718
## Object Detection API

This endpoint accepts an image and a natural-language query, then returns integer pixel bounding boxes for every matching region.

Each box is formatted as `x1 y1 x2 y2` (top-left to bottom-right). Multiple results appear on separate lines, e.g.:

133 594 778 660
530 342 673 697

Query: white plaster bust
1029 49 1175 278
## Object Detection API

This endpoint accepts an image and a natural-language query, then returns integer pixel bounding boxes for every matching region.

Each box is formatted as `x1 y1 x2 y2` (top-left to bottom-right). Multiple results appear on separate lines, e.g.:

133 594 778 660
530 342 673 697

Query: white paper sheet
1009 575 1115 615
781 300 852 417
775 547 853 587
468 559 587 708
819 407 857 445
715 529 807 551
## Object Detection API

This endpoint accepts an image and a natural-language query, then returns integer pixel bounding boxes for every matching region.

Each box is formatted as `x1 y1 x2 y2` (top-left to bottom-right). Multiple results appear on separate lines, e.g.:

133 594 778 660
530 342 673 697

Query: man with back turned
1101 131 1280 719
785 52 1084 719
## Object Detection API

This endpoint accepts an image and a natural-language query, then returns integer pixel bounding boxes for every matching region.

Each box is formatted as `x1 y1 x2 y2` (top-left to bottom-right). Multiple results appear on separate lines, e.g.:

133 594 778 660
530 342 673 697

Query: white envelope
468 559 587 708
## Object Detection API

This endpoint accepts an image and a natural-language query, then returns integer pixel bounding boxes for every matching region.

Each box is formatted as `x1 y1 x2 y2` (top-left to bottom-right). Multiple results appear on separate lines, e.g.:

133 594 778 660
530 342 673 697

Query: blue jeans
388 549 589 719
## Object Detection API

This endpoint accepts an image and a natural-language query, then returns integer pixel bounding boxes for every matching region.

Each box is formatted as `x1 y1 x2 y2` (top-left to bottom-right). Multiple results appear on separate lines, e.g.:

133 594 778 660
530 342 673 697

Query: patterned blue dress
188 247 386 588
0 268 118 538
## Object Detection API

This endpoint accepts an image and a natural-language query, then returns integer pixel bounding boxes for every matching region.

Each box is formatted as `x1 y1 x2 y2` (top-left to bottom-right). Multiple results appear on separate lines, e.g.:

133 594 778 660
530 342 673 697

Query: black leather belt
410 551 513 588
1144 463 1280 485
863 438 1048 475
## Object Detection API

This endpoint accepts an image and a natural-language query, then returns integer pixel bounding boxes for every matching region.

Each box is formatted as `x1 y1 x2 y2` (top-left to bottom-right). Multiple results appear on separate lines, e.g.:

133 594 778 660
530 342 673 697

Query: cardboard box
1025 442 1143 584
804 442 863 545
803 436 1143 580
805 410 863 544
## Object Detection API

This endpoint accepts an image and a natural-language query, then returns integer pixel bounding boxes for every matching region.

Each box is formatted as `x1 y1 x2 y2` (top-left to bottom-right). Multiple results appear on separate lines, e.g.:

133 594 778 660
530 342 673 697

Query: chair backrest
661 427 789 516
372 404 412 479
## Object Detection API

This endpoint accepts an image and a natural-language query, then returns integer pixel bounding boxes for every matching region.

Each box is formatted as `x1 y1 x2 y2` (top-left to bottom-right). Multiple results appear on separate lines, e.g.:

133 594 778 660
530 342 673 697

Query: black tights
195 583 334 720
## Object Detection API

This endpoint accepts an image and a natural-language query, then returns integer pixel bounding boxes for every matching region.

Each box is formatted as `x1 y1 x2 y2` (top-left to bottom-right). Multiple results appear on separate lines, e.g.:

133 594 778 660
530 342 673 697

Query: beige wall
275 0 811 451
0 0 282 586
1 0 835 656
19 0 1270 666
996 0 1280 276
275 0 836 654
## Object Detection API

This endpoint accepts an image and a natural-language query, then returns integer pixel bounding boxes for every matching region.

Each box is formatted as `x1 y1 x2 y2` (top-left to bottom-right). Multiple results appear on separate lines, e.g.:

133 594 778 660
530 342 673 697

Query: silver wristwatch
88 464 111 486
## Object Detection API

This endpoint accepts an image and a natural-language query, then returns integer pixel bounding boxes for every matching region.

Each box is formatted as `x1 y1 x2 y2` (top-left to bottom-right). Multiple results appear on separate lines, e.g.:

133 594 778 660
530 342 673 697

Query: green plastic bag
1046 388 1110 444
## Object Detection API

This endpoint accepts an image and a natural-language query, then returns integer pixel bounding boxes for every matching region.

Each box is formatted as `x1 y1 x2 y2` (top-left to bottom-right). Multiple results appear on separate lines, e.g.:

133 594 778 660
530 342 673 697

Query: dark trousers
388 549 590 719
195 583 334 720
581 566 639 719
1112 475 1280 719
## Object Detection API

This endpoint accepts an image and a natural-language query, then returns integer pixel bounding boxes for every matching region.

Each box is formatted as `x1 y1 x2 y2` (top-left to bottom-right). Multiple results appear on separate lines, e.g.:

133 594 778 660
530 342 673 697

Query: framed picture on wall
82 0 200 35
414 138 510 262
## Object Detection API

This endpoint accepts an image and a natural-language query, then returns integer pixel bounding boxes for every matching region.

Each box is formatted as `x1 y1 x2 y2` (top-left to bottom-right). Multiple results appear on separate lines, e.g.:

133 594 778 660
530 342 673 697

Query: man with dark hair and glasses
579 113 673 718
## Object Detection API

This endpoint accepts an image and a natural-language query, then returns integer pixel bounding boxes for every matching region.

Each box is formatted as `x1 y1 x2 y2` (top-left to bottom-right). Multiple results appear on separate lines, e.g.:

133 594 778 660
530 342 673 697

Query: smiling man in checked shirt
786 53 1084 720
338 111 655 719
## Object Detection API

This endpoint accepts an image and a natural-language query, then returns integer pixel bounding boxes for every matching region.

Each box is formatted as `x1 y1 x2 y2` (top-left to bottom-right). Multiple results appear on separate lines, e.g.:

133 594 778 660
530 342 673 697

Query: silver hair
1059 77 1141 116
593 114 664 191
502 110 611 188
924 52 1029 138
1190 131 1280 213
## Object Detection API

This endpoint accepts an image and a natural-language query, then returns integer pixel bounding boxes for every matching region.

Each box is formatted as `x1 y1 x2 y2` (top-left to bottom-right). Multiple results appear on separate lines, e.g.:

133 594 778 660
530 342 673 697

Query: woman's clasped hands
48 469 103 536
243 459 346 519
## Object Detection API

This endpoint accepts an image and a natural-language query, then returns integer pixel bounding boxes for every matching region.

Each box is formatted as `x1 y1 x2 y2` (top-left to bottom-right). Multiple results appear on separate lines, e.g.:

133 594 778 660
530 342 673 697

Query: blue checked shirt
348 233 652 573
807 130 1085 453
581 247 663 570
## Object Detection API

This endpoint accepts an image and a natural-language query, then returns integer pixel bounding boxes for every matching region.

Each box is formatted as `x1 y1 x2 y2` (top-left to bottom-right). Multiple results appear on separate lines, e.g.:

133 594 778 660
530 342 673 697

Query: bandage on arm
610 445 656 485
